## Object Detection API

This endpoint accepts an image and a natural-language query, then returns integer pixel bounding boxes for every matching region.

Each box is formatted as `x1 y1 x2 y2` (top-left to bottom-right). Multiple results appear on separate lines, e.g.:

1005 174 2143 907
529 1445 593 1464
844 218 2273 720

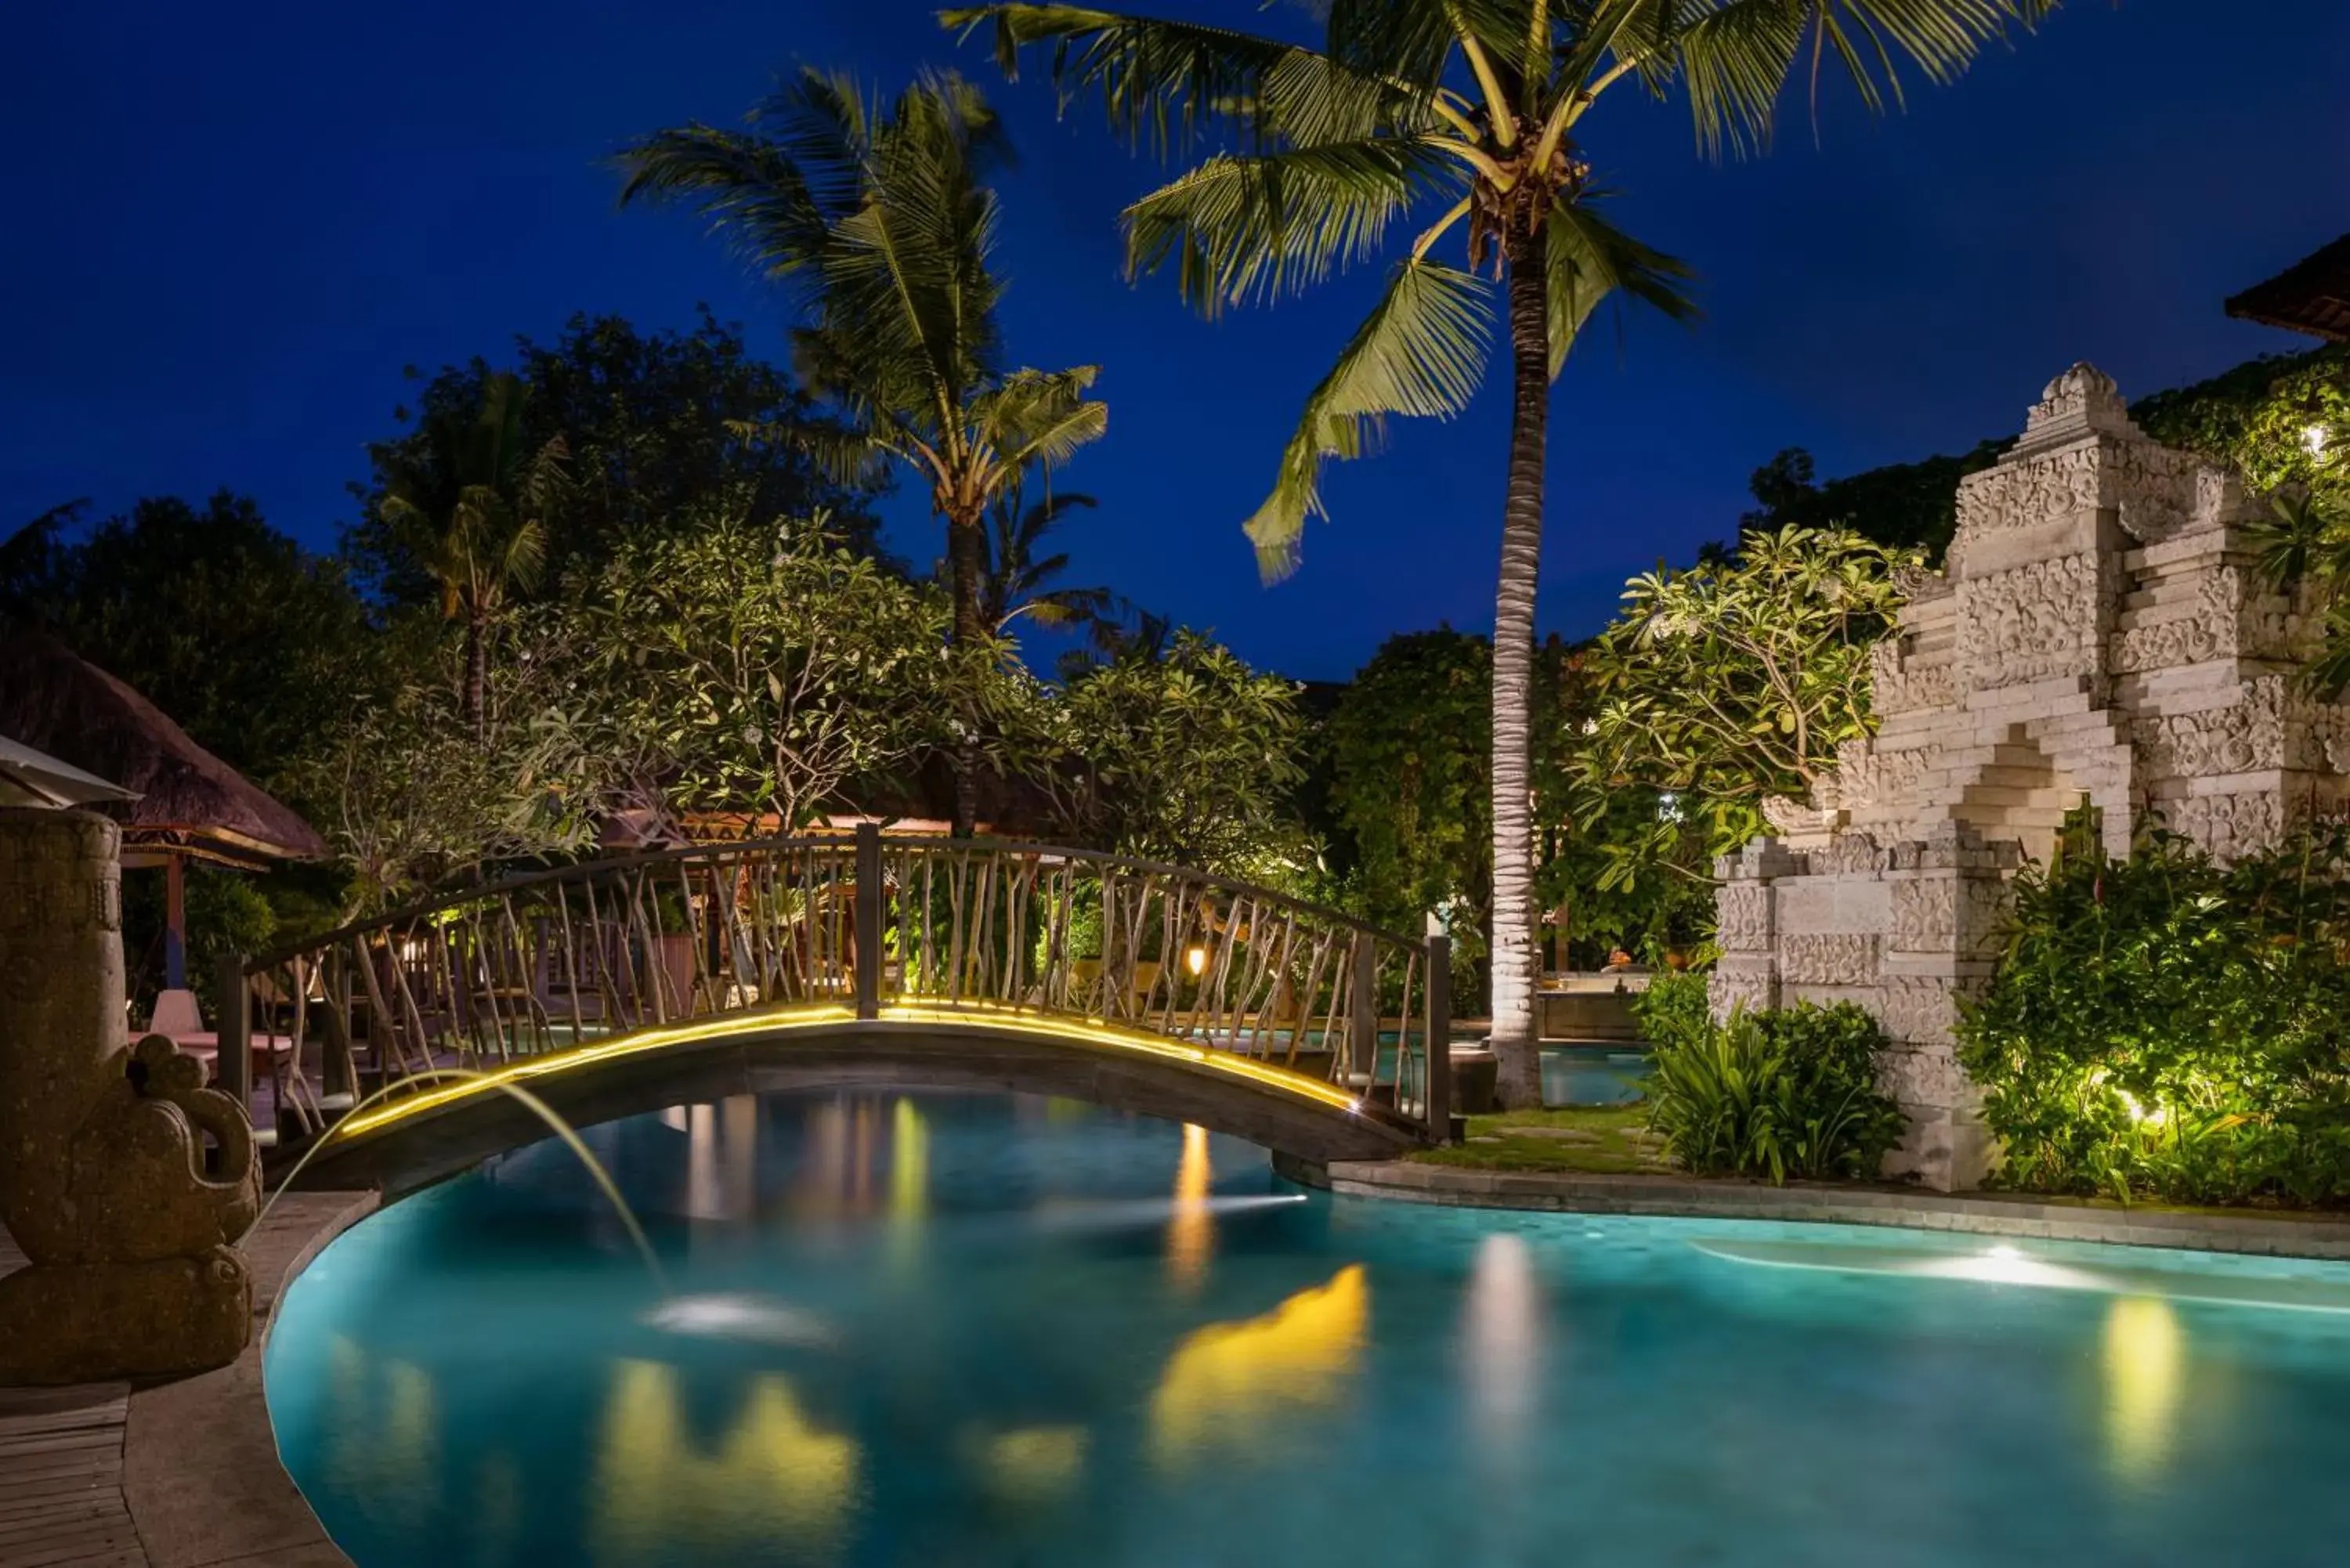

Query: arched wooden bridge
219 829 1451 1192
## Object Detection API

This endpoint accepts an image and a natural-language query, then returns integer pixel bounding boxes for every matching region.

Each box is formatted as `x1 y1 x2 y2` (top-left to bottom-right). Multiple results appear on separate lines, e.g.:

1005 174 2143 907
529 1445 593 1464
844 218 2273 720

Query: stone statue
0 808 261 1384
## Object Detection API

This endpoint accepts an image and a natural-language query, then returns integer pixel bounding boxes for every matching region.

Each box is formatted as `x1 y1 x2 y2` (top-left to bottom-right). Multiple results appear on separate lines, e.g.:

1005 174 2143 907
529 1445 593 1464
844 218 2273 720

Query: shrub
1958 814 2350 1207
1640 974 1906 1183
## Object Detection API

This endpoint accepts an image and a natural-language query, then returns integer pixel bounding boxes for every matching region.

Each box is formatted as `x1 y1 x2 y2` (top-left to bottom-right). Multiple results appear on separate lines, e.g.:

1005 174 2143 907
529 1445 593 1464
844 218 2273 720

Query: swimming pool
266 1090 2350 1567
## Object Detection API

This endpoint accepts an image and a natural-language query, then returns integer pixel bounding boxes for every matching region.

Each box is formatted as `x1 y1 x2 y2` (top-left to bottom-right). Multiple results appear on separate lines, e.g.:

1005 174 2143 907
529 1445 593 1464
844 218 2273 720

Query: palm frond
1123 137 1462 315
1543 193 1699 376
942 4 1408 154
613 125 833 298
1676 0 2045 158
1245 258 1492 580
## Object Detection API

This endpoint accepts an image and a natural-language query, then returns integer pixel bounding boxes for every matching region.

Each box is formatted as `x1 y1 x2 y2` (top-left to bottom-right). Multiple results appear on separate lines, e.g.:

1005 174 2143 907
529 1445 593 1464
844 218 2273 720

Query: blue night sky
4 2 2345 681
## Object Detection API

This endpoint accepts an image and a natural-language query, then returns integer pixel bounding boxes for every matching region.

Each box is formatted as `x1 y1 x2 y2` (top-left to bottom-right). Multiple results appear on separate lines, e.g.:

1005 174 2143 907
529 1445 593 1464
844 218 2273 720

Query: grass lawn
1412 1102 1670 1175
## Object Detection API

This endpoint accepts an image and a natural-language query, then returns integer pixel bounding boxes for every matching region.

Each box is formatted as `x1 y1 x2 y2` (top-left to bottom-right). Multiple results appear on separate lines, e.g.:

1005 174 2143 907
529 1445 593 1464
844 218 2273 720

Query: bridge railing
215 829 1452 1148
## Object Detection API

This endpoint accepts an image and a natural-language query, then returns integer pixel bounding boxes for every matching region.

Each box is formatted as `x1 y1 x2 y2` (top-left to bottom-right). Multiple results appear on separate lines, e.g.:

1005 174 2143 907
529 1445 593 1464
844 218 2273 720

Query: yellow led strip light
332 999 1365 1141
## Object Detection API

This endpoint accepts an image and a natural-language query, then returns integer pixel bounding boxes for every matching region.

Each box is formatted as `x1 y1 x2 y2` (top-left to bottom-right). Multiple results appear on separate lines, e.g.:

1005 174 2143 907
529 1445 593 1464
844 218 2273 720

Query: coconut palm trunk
948 510 989 836
463 609 490 742
1490 226 1550 1108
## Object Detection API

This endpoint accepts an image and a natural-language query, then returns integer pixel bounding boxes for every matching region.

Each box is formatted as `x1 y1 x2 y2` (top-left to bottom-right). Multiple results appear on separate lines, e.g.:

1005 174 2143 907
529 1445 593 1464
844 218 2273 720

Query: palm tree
616 69 1108 835
949 0 2059 1106
378 372 568 739
971 490 1118 634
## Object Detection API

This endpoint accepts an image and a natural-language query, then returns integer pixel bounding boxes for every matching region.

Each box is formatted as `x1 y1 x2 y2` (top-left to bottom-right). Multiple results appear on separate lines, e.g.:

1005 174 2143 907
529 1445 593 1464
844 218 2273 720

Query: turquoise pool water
266 1092 2350 1567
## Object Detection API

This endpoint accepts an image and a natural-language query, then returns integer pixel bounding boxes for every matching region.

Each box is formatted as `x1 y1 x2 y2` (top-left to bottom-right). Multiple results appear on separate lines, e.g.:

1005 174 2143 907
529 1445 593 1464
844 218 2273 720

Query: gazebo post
164 853 187 990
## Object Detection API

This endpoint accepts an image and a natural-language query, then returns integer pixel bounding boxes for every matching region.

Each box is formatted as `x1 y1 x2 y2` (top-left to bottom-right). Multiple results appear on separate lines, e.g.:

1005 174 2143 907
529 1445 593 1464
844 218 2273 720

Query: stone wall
1714 364 2350 1190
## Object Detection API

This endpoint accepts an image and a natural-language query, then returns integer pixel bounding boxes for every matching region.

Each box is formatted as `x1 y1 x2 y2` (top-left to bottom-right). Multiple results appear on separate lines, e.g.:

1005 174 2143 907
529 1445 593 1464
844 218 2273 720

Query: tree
0 493 381 793
349 311 890 594
951 0 2053 1104
580 511 964 837
374 373 569 737
1741 439 2009 559
1581 524 1911 868
616 70 1108 834
971 490 1118 635
1319 629 1497 944
1021 630 1308 878
301 612 605 912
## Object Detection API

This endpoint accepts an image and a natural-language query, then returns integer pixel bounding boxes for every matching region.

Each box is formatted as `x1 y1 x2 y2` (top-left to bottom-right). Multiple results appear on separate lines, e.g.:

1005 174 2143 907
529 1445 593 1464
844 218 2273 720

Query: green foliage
1639 973 1906 1184
1318 629 1499 937
1742 440 2011 559
121 863 280 1018
1958 813 2350 1207
349 310 889 597
1017 630 1309 880
1582 524 1912 882
0 493 383 796
2132 345 2349 494
300 614 603 912
580 511 965 836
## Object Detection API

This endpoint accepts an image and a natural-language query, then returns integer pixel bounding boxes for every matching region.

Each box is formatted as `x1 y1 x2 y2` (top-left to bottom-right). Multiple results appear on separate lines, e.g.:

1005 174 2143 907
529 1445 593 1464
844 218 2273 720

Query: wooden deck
0 1235 143 1568
0 1198 365 1568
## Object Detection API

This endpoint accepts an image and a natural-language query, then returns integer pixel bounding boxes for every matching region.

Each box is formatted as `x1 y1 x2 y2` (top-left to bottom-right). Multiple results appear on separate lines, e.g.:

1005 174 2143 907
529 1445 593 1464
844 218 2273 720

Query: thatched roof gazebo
0 628 327 988
2226 234 2350 342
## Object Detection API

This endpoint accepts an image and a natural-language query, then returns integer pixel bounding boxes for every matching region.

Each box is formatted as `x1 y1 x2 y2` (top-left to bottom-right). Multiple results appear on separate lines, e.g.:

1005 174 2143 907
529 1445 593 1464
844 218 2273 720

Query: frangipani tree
618 68 1107 833
950 0 2059 1104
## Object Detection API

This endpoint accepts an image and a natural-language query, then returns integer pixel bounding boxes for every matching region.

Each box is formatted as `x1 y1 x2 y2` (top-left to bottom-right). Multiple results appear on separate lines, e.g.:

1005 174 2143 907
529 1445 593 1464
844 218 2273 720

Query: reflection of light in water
1465 1234 1542 1449
1032 1194 1307 1234
1149 1265 1368 1468
2104 1296 2185 1483
1166 1122 1213 1290
643 1292 837 1346
725 1094 757 1219
888 1097 928 1271
325 1335 442 1524
1902 1245 2107 1291
687 1103 719 1219
593 1358 859 1562
968 1425 1089 1503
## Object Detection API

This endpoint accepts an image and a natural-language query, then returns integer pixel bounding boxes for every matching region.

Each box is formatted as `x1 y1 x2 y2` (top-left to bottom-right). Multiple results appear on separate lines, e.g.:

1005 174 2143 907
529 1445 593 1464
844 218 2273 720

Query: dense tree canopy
0 492 381 793
348 311 889 599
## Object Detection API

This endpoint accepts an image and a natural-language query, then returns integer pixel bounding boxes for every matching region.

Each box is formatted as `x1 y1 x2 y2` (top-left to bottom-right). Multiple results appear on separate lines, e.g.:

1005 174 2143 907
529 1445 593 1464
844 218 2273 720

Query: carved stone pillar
0 808 262 1384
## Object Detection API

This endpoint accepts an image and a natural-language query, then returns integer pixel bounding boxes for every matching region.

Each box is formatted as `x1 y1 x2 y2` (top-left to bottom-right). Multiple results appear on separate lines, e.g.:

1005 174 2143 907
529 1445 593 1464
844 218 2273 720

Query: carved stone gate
1713 364 2350 1190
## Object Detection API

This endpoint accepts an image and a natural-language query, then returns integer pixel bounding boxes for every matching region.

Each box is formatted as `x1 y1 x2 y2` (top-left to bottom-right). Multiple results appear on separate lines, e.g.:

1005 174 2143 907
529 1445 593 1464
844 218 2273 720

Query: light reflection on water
268 1090 2350 1568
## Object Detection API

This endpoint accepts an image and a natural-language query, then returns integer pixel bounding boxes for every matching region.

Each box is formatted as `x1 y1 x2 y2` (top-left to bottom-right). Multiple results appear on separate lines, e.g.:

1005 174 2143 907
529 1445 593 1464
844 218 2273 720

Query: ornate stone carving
1717 884 1773 952
1826 742 1938 813
1875 977 1964 1050
1954 446 2106 542
1878 1040 1974 1107
2161 791 2286 862
1817 831 1888 876
1778 934 1880 986
1889 876 2011 956
1760 794 1826 837
2135 677 2287 778
1958 552 2105 688
1870 639 1957 716
2110 566 2277 674
0 810 262 1385
1708 966 1777 1020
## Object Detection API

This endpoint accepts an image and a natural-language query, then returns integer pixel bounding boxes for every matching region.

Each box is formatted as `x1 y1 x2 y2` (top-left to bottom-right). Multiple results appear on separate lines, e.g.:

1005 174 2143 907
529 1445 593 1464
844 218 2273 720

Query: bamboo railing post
1347 937 1376 1086
1424 935 1452 1143
324 951 356 1110
855 823 881 1020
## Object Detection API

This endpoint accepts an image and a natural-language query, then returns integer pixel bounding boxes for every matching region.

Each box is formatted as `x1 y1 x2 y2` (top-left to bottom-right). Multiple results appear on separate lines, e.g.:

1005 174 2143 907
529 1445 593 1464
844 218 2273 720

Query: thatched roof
0 628 327 865
2227 234 2350 342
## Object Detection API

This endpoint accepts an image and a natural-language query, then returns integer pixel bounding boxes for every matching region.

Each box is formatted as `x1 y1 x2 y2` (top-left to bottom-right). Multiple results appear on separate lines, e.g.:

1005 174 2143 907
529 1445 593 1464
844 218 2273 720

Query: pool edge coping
1308 1158 2350 1261
121 1188 378 1568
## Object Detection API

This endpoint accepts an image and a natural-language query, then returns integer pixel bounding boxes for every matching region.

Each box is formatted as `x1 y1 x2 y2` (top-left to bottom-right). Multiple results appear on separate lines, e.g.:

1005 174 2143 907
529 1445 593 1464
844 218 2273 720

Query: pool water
266 1092 2350 1568
1540 1042 1650 1104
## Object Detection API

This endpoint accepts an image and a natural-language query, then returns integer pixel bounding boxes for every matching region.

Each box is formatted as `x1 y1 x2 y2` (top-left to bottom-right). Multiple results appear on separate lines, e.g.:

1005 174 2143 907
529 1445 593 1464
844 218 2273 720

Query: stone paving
1 1194 368 1568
